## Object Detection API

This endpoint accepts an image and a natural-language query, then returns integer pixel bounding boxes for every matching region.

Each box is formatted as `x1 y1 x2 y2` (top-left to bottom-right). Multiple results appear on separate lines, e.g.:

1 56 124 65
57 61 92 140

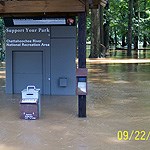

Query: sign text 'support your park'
6 27 50 47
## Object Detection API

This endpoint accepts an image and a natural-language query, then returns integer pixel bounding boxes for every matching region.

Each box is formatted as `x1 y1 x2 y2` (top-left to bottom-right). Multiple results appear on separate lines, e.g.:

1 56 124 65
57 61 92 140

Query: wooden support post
78 95 86 117
78 12 86 118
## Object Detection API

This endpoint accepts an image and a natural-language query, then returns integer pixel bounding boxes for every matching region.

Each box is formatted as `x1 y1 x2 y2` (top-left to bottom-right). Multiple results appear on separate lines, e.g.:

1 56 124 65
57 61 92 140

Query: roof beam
0 0 85 14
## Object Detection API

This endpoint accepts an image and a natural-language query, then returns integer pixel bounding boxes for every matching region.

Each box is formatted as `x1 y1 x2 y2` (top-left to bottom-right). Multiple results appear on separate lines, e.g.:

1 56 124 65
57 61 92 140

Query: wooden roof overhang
0 0 104 17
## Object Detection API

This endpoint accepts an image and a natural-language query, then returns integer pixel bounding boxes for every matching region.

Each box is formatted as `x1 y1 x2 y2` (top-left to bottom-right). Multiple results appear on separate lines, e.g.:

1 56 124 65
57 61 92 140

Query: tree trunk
122 34 126 47
89 9 99 58
133 0 139 51
99 5 104 57
143 0 147 48
104 0 109 56
114 27 117 49
143 35 147 47
127 0 133 57
134 35 138 50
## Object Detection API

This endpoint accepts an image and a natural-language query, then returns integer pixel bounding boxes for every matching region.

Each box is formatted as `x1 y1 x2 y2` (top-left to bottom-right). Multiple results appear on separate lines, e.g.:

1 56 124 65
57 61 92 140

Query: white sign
6 27 50 34
13 18 66 25
78 82 86 93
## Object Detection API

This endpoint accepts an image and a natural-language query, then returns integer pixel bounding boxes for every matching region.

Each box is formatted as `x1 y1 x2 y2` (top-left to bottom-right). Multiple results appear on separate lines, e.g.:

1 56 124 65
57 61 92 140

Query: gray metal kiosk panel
13 51 43 93
13 52 42 74
6 26 50 94
51 26 76 38
6 26 76 95
13 74 43 93
51 38 76 95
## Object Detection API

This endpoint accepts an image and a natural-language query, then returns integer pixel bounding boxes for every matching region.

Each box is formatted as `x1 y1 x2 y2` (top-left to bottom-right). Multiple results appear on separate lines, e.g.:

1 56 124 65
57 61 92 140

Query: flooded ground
0 60 150 150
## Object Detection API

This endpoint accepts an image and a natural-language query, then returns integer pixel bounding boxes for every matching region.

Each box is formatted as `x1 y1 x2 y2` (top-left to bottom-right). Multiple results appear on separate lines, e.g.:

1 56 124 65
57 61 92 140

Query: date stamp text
117 130 150 141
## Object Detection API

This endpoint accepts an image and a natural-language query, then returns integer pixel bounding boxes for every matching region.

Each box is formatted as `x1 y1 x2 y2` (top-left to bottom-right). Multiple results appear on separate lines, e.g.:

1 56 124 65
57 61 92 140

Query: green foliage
86 11 91 42
109 0 128 42
0 18 4 41
108 0 150 46
0 18 5 61
139 4 150 39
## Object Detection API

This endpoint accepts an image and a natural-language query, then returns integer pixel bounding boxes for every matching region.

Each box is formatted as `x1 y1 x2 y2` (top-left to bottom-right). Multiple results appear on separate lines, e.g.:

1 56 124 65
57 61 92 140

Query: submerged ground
0 59 150 150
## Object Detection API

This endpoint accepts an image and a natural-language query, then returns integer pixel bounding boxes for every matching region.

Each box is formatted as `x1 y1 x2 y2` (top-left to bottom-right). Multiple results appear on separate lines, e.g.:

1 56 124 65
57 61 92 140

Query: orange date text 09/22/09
117 130 150 141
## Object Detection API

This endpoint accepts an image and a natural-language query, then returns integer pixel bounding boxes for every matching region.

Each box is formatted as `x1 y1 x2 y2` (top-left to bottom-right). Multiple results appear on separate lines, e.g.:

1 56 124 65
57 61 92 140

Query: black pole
78 12 86 117
78 95 86 117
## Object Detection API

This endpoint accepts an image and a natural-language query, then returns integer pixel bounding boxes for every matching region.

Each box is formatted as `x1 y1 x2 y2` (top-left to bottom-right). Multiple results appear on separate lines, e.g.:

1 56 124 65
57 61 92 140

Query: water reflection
0 62 5 92
108 49 150 59
88 62 150 84
87 61 150 123
0 60 150 149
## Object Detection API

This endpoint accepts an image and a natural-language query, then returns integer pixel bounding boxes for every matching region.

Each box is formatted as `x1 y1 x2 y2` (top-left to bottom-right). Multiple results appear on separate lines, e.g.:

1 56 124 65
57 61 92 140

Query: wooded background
88 0 150 58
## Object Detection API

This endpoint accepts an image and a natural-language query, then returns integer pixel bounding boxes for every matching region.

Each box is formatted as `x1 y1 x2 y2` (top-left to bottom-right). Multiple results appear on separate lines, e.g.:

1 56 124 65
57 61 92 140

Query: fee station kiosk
5 17 76 95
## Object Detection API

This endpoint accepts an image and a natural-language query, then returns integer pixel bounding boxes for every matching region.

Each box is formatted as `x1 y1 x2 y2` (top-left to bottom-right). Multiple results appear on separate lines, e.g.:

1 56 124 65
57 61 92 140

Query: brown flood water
0 60 150 150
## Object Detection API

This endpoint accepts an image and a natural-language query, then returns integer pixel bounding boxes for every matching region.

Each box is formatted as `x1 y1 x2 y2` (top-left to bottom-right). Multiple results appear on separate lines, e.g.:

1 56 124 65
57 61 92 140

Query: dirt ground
0 60 150 150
